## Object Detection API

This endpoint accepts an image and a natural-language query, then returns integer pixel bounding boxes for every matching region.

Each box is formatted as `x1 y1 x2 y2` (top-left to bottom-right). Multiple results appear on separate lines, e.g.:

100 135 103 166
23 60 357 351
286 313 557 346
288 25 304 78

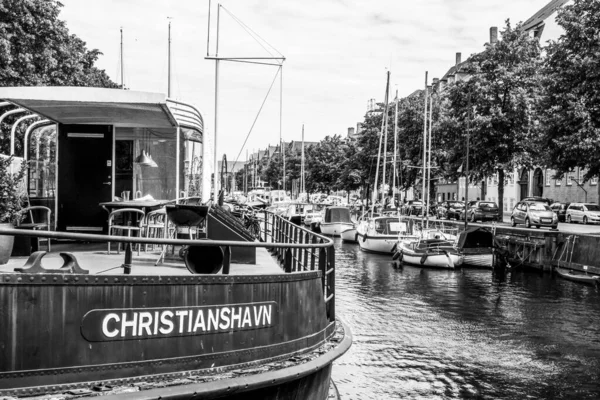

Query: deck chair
17 206 52 251
107 208 145 255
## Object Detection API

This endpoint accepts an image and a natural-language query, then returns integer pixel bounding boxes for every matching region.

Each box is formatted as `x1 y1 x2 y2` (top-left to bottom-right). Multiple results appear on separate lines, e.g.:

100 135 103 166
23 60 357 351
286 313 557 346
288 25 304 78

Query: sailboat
356 71 407 254
393 73 462 268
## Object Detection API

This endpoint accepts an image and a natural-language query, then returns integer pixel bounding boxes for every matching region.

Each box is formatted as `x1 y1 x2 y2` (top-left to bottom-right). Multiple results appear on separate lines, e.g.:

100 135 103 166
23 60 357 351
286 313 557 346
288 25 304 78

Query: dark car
444 201 465 220
461 201 501 222
521 197 554 206
550 202 570 222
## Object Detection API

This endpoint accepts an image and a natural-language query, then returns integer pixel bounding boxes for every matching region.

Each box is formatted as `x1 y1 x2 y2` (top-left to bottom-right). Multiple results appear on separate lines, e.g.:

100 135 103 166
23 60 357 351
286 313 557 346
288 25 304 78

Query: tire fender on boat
392 251 400 260
420 253 428 265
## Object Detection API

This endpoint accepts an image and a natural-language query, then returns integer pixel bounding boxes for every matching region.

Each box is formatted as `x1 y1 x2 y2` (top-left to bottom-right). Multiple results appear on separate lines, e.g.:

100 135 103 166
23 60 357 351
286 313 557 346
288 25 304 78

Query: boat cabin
0 87 204 233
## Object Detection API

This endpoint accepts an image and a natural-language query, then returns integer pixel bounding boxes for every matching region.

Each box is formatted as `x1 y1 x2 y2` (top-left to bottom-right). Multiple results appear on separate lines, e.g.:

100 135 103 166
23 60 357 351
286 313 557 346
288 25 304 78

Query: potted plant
0 155 27 264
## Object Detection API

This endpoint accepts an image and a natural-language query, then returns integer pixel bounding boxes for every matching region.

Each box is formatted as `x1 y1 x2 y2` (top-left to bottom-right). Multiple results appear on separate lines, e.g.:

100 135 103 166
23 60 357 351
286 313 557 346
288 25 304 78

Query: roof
522 0 570 31
0 86 203 132
288 140 318 152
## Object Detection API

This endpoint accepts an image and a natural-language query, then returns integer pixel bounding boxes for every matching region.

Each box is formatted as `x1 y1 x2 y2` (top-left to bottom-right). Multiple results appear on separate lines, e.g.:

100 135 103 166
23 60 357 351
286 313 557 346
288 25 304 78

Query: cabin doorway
57 124 113 232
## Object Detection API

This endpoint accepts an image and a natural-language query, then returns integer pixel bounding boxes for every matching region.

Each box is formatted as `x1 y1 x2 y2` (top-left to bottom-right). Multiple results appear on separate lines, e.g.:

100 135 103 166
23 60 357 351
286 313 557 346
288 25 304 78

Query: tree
537 0 600 182
436 21 542 213
0 0 118 88
305 135 346 194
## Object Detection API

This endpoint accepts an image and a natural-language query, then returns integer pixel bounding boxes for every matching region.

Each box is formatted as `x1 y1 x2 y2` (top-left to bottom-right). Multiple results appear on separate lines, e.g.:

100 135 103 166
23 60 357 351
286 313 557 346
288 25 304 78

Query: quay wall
427 219 600 275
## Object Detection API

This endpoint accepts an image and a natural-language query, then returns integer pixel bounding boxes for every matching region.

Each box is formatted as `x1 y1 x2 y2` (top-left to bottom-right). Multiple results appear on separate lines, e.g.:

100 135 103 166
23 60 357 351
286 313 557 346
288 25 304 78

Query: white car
566 202 600 224
304 211 323 226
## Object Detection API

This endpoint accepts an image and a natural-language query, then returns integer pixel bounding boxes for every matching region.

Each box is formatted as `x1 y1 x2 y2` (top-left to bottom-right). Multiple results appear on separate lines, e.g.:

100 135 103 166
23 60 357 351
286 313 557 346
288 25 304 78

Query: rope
232 66 281 167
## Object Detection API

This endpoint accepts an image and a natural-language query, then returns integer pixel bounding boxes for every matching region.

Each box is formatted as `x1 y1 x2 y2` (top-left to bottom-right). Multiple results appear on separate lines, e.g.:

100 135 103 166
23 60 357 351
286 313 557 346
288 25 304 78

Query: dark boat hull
0 271 336 395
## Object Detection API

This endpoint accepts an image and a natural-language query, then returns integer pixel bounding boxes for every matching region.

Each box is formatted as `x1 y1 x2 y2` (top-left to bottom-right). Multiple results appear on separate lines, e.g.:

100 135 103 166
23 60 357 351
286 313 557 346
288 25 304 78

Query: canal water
331 238 600 399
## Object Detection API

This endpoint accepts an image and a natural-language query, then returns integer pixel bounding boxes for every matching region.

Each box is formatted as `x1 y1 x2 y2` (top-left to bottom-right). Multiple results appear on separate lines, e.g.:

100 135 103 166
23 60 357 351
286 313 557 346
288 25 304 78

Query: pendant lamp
134 129 158 167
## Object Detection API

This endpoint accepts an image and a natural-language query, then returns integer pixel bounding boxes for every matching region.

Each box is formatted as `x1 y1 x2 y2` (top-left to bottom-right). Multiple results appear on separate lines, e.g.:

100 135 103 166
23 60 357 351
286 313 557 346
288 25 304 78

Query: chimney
490 26 498 44
347 127 355 137
455 52 461 67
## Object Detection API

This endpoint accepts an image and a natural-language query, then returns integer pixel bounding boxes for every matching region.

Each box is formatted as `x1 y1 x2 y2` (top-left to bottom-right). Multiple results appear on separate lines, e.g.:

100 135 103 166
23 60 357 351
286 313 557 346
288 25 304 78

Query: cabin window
115 127 202 201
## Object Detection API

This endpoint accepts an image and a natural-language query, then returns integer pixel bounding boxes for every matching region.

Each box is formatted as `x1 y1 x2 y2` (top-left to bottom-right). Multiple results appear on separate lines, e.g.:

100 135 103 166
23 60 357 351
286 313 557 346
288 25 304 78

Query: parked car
445 201 465 220
461 200 501 222
550 202 570 222
565 203 600 224
511 201 558 229
521 197 554 206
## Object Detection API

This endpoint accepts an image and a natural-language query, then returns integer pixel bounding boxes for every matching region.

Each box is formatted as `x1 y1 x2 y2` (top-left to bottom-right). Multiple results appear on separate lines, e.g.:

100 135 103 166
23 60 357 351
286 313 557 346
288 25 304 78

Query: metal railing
0 210 336 322
260 210 335 322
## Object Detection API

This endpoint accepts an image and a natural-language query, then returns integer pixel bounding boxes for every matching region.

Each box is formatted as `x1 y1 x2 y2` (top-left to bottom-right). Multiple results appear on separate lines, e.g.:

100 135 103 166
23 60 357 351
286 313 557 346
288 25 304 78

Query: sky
58 0 552 165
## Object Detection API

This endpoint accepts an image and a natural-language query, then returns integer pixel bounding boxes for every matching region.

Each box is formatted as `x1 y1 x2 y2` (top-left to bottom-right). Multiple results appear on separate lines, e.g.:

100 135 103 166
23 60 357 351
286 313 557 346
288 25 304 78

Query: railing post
310 235 317 270
298 230 304 271
284 248 292 273
327 245 335 321
318 240 326 293
292 225 298 272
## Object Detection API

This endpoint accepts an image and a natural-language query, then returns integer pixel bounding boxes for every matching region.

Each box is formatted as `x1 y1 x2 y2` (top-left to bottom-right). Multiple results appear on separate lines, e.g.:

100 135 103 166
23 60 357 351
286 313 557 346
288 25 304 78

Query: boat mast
381 84 389 206
168 19 172 97
212 4 221 203
393 89 398 213
426 85 433 228
280 68 285 195
120 28 124 90
421 72 428 230
301 124 305 197
372 71 390 217
205 2 285 204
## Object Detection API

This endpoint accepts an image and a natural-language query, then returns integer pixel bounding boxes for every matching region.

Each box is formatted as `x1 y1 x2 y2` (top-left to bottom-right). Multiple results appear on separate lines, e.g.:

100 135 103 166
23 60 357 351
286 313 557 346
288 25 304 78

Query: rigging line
220 6 283 58
220 6 274 57
219 59 283 67
232 66 282 169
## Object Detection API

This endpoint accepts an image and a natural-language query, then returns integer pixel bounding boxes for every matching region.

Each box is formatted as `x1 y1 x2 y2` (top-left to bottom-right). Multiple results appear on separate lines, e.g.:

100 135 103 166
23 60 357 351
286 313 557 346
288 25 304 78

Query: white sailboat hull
320 222 354 237
340 227 358 243
395 242 463 269
357 233 397 254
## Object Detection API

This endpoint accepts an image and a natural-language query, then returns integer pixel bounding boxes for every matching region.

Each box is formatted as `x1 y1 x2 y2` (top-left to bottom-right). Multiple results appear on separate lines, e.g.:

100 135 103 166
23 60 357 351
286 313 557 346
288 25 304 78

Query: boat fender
363 234 368 242
355 232 359 242
391 243 397 252
420 253 428 265
392 251 400 260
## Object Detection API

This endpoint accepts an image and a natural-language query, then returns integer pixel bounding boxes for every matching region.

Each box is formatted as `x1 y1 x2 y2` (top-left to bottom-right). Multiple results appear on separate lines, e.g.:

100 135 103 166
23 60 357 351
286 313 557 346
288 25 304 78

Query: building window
556 177 561 186
545 169 551 186
567 171 574 186
578 168 584 183
506 172 514 185
592 176 598 185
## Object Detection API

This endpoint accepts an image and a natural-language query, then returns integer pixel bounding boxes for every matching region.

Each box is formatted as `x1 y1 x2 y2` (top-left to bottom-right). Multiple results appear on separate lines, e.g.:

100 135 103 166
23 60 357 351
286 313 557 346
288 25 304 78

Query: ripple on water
332 239 600 399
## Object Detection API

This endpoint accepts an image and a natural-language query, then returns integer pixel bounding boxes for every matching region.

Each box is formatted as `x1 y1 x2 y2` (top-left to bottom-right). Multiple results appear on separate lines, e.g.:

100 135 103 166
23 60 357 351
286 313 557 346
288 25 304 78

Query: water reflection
332 238 600 399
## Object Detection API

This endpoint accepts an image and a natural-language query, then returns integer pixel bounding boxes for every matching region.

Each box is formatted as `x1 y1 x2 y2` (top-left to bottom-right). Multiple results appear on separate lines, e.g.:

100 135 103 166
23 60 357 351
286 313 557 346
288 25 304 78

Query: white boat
320 206 354 236
395 238 463 268
341 226 358 243
357 216 412 254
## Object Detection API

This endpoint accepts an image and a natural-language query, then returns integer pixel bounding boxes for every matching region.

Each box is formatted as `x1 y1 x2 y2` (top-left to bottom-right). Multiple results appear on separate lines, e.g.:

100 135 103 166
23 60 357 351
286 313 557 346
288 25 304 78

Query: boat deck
0 242 284 275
